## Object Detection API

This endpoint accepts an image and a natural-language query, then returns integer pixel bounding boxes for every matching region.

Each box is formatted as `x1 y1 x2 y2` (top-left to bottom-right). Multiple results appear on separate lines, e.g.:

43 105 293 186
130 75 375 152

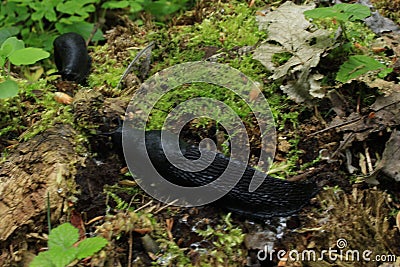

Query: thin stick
134 200 153 212
47 192 51 233
365 146 373 173
128 230 133 267
154 199 179 214
309 117 362 136
117 41 155 89
310 99 400 136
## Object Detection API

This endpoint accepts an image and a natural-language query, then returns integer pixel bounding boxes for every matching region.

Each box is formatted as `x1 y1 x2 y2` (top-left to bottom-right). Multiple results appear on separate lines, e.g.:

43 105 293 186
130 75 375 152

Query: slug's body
53 32 91 84
120 129 319 219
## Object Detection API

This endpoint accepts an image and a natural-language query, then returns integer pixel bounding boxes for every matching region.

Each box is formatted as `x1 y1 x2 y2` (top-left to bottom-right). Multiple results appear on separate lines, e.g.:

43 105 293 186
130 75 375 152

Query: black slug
53 32 91 84
119 129 319 220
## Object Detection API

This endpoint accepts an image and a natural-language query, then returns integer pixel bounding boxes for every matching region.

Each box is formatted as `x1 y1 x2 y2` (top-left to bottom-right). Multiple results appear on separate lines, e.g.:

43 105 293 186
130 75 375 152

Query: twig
310 98 400 136
365 145 373 173
309 117 362 136
128 230 133 267
331 132 355 159
86 21 101 46
154 199 179 214
117 41 155 89
372 100 400 113
134 200 153 213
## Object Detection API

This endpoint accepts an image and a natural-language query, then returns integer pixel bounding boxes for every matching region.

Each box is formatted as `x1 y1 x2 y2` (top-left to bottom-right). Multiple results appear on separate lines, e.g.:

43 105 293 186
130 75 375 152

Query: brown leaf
54 92 73 104
249 87 261 101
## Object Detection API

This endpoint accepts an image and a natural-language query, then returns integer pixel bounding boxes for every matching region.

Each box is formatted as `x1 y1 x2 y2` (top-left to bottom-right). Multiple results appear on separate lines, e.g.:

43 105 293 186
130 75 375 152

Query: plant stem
339 20 348 41
47 192 52 233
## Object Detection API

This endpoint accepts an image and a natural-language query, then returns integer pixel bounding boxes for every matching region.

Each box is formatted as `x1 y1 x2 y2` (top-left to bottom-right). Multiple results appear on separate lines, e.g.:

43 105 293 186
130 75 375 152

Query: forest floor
1 1 400 266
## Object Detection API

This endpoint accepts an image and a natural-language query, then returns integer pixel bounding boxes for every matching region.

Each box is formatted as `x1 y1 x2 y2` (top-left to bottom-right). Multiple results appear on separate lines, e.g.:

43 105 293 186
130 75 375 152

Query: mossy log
0 124 85 241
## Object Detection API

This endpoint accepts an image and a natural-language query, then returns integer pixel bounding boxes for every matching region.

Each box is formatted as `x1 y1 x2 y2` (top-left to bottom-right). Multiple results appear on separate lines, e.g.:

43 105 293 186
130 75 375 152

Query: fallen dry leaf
253 1 332 103
54 92 73 104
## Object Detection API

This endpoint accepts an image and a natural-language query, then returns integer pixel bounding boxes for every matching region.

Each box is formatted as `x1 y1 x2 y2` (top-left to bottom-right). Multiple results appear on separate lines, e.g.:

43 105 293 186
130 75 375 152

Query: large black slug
118 129 320 220
53 32 91 84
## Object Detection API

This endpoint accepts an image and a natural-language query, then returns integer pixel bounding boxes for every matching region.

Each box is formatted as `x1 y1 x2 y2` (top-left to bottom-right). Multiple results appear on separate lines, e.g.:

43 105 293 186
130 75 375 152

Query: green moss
155 213 245 267
150 1 267 73
146 82 253 131
272 52 293 67
89 44 125 88
104 183 143 211
0 78 75 141
193 213 245 266
187 3 266 49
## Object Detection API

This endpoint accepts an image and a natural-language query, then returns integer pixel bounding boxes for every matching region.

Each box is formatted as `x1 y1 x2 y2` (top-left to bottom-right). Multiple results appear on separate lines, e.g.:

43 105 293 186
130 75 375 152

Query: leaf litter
253 1 333 103
254 1 400 183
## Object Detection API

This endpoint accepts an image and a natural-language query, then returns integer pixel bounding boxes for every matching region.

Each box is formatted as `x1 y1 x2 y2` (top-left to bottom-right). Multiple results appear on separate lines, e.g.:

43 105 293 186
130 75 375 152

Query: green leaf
336 55 388 83
8 47 49 65
0 80 19 99
129 2 144 13
21 31 57 52
48 223 79 249
378 67 393 78
55 22 105 41
76 237 108 259
102 1 130 9
56 0 97 17
335 3 371 21
0 37 24 58
47 246 77 267
59 16 86 24
143 1 185 17
29 251 56 267
0 27 20 46
304 3 370 22
28 1 58 22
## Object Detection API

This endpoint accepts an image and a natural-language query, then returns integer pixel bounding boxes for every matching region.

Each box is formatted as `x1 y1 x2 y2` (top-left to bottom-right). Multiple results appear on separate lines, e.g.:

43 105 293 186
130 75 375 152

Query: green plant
304 4 392 83
304 3 371 34
195 213 245 265
0 0 104 50
0 0 192 51
29 223 108 267
102 0 191 22
271 52 293 67
0 37 49 98
336 55 392 83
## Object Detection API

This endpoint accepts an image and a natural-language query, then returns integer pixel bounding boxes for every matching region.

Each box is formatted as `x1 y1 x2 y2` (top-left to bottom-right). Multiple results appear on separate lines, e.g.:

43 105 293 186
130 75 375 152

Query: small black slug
120 129 320 220
53 32 91 85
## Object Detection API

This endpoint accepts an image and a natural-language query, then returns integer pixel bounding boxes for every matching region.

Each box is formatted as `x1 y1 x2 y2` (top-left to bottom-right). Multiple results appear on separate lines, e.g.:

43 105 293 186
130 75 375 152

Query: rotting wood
0 124 85 241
